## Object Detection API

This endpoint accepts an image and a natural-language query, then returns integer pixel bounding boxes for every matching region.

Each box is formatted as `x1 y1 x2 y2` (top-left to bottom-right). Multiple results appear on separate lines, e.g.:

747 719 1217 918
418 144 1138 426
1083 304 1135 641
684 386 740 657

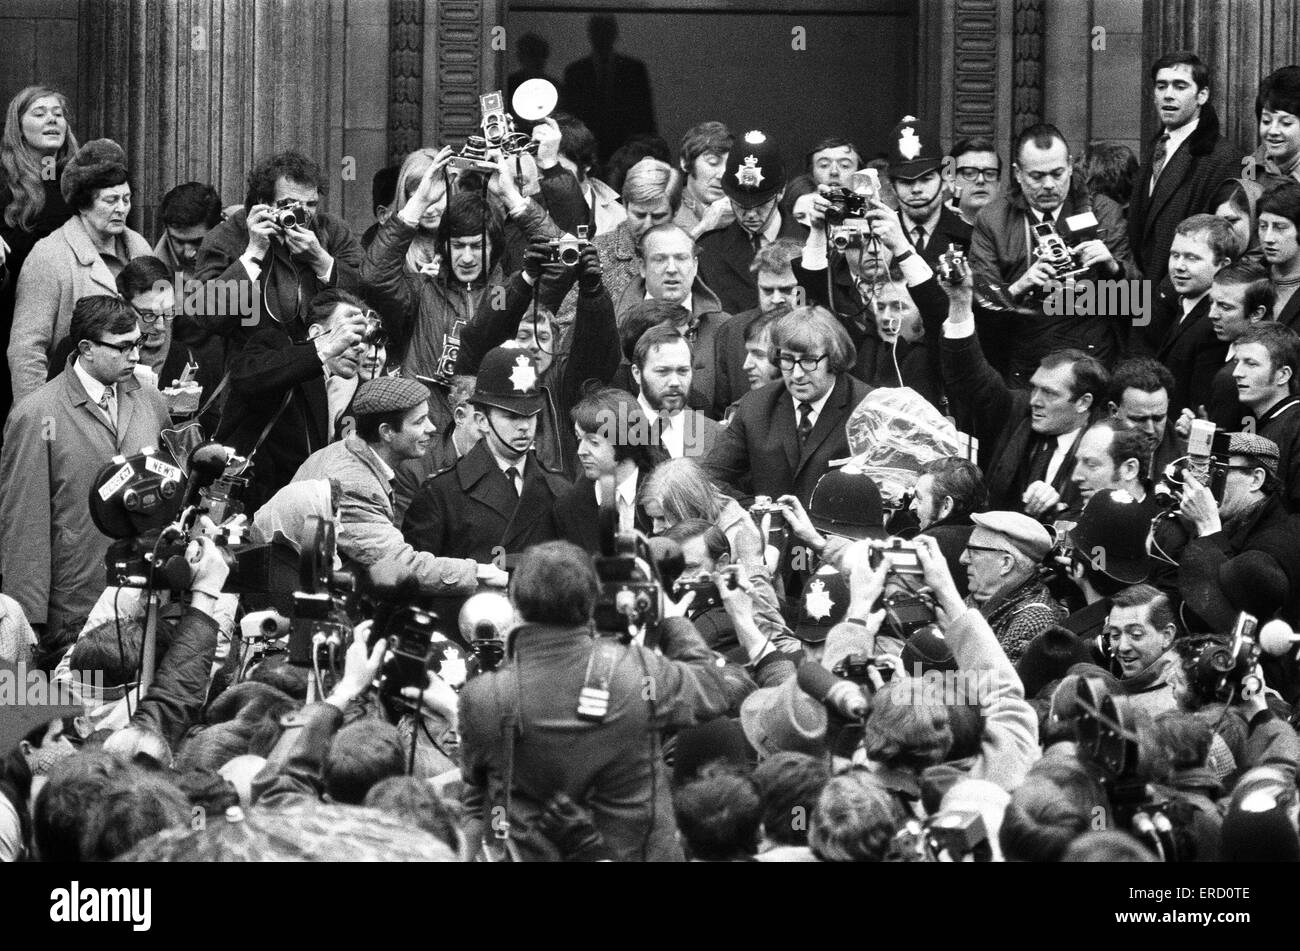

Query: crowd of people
4 44 1300 863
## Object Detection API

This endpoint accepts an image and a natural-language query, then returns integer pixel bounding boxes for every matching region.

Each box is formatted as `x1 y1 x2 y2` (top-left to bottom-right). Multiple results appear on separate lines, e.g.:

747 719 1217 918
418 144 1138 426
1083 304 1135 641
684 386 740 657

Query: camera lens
560 245 580 266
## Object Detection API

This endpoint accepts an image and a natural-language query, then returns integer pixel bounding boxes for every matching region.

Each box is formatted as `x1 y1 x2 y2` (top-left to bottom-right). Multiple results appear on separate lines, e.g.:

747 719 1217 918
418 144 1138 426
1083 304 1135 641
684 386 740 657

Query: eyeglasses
92 337 142 354
776 353 829 373
955 166 1000 183
964 544 1011 557
131 304 175 325
1210 462 1263 474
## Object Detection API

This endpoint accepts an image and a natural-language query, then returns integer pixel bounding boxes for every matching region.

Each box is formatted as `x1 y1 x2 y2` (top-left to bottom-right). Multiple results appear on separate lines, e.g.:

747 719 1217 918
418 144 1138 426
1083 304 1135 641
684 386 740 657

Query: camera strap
246 390 294 465
483 672 522 862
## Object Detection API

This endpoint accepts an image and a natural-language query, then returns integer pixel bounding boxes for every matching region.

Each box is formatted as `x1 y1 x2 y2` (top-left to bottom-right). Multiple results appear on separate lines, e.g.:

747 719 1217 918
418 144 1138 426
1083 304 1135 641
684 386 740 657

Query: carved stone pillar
952 0 1001 140
1011 0 1045 137
424 0 506 149
389 0 423 164
77 0 339 237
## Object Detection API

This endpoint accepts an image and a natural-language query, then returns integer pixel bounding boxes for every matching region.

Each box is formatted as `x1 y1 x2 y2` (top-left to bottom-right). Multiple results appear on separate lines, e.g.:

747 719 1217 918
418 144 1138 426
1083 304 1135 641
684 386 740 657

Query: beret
970 510 1053 562
61 138 129 205
352 377 431 416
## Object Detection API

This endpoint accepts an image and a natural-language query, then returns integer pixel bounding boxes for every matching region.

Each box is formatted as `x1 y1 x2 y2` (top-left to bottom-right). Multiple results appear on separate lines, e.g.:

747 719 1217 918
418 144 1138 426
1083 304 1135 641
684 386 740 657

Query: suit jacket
1151 285 1225 416
8 215 152 402
703 373 874 507
903 205 973 266
292 436 477 593
554 472 654 553
1276 288 1300 334
697 215 808 315
391 429 465 526
561 54 656 161
1128 104 1241 285
711 306 765 418
0 359 170 631
214 327 332 514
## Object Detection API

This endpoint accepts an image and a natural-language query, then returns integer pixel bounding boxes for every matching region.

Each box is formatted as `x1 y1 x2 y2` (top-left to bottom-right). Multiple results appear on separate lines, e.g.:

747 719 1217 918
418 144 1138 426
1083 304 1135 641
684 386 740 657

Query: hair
632 322 689 370
621 157 682 212
247 653 309 700
640 457 725 524
1089 420 1155 484
672 765 762 861
103 724 173 768
662 518 730 563
371 164 401 214
323 720 405 804
67 295 138 351
752 752 831 847
948 136 1002 171
2 85 79 230
1061 829 1159 861
1213 260 1275 320
1081 143 1139 206
744 308 785 346
571 386 668 472
1039 348 1108 404
159 181 223 229
511 541 599 626
1174 213 1237 263
1151 50 1210 90
1208 177 1256 236
679 121 734 173
804 135 861 170
355 405 413 444
364 776 461 850
1236 321 1300 386
1147 709 1213 778
33 750 135 862
244 149 327 209
1109 583 1176 632
769 306 856 375
1107 356 1175 405
116 255 172 301
749 237 802 276
1256 65 1300 122
204 681 298 725
306 287 367 332
637 220 697 258
999 762 1105 862
1258 180 1300 230
603 135 673 194
82 771 190 861
619 299 691 362
176 702 293 773
554 111 598 179
69 616 142 688
918 457 987 519
438 190 503 273
392 148 445 214
809 771 906 862
1013 123 1069 164
861 681 953 772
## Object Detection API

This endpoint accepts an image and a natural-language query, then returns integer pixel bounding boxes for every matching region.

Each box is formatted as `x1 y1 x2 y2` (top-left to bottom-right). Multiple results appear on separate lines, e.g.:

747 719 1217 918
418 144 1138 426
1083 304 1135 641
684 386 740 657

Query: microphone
797 662 869 720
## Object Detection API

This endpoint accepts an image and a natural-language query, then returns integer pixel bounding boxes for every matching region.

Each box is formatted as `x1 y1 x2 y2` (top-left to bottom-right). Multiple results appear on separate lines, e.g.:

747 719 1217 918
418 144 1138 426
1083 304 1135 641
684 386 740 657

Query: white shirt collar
791 386 835 425
73 357 111 406
593 467 639 509
638 392 686 457
1162 114 1199 159
487 442 526 477
646 289 693 314
759 210 783 246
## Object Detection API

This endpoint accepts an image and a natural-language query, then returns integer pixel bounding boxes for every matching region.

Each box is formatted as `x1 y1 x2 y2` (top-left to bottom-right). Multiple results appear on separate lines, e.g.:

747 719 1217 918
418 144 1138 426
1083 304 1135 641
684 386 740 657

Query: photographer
1155 433 1300 640
457 541 730 862
191 150 363 351
292 377 487 594
213 288 370 513
660 518 801 678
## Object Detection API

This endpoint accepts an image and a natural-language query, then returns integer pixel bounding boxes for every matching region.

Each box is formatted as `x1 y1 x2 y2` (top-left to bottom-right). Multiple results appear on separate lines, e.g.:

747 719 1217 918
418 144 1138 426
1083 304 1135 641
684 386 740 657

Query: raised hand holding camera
244 204 277 258
327 627 387 710
912 534 965 623
1178 471 1222 537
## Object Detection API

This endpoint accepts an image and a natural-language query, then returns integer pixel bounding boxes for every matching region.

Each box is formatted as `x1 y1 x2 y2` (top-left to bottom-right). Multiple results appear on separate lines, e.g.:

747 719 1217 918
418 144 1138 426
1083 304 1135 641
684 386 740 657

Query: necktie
912 225 927 255
504 466 521 503
98 386 116 431
750 231 762 255
797 401 814 446
1028 437 1054 486
1150 132 1171 187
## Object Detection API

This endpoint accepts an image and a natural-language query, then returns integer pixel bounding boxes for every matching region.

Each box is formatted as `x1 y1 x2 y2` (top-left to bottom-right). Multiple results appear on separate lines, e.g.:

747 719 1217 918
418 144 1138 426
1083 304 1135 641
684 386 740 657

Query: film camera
867 538 923 576
91 443 276 593
1152 420 1230 513
449 81 555 176
1187 613 1263 704
359 310 387 348
1030 210 1100 284
548 225 591 266
936 245 969 286
673 564 742 614
829 220 875 251
270 197 310 232
891 810 993 862
822 168 880 225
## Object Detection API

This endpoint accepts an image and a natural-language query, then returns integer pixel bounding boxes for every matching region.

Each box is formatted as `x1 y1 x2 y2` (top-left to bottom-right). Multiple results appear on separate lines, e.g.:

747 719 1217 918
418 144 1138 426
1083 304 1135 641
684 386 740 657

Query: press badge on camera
577 640 621 721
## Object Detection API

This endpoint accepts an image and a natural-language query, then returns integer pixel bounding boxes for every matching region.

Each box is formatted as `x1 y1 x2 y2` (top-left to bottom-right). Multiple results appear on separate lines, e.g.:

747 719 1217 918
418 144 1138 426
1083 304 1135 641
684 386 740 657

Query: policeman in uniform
697 129 807 315
887 114 972 267
402 345 569 635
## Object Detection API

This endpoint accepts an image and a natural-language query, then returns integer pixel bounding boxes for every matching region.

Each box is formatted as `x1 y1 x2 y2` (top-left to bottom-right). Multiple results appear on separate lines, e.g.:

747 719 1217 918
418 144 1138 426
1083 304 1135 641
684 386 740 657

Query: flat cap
352 377 431 416
1227 432 1280 478
970 511 1053 562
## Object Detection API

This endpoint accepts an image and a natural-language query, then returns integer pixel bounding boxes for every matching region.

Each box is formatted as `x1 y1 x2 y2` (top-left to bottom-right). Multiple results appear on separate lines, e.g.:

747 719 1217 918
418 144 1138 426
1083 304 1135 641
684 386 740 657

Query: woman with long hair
640 456 764 571
0 86 79 428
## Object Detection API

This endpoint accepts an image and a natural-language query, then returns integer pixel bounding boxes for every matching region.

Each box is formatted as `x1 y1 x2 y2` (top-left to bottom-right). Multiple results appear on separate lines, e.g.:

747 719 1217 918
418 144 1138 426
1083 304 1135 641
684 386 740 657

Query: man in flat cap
293 376 487 595
959 511 1062 661
697 130 807 314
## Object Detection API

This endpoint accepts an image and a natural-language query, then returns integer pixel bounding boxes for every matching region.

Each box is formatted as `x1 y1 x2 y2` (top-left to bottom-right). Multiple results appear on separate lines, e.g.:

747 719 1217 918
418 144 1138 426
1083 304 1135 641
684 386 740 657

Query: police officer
402 345 569 630
887 115 973 267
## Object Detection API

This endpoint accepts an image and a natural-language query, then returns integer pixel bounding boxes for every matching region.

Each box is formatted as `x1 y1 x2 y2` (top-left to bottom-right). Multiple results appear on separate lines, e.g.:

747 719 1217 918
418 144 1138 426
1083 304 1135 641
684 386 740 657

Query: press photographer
457 540 730 862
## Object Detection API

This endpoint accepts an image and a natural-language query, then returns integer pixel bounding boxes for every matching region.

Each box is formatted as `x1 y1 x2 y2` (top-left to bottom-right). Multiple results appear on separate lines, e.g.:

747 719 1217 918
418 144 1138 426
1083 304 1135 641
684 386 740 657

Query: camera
449 89 541 175
937 245 969 286
891 810 992 862
882 593 937 640
1188 613 1263 703
271 197 309 232
829 219 874 251
373 604 439 712
673 565 741 614
548 225 591 266
832 651 895 685
1030 211 1100 284
822 186 868 225
360 311 387 348
867 538 923 576
1152 421 1230 513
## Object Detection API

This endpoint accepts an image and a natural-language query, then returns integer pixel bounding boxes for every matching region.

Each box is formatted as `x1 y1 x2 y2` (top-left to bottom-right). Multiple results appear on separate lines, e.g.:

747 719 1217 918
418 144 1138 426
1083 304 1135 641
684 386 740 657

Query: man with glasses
0 295 170 662
958 511 1061 662
704 305 870 509
946 137 1003 227
969 123 1137 385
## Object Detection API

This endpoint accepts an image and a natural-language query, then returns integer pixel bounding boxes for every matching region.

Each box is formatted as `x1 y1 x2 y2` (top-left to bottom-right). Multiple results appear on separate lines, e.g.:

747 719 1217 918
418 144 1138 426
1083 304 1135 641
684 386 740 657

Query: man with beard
886 116 971 267
631 324 720 459
906 456 987 598
697 130 806 315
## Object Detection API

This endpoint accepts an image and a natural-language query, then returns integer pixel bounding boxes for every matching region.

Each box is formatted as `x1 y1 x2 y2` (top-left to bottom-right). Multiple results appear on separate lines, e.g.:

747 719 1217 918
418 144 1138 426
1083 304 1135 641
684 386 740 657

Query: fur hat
61 138 129 206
